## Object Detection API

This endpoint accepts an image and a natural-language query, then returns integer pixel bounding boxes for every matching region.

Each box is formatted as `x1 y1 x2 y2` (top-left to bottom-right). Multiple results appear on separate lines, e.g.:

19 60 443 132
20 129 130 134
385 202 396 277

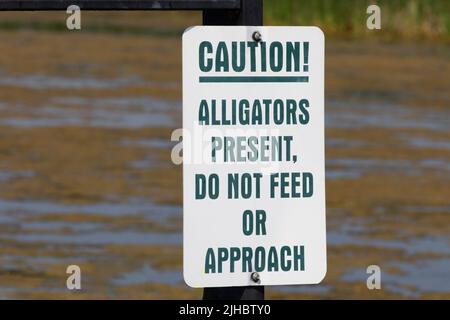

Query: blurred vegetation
0 1 449 41
264 0 450 41
0 11 200 36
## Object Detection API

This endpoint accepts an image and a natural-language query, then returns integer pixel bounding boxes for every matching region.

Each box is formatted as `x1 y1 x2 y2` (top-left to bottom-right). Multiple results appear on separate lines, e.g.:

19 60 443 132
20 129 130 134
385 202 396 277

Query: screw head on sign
252 31 262 42
251 272 260 283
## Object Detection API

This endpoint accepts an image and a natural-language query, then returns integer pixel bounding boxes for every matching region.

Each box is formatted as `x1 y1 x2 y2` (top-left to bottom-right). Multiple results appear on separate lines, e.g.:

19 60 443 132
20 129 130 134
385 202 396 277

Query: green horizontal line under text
199 76 309 83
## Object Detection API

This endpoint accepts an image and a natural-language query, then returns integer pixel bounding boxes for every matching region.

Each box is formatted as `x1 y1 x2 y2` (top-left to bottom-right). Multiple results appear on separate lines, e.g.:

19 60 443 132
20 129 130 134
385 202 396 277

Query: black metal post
202 0 264 301
203 0 262 25
0 0 241 11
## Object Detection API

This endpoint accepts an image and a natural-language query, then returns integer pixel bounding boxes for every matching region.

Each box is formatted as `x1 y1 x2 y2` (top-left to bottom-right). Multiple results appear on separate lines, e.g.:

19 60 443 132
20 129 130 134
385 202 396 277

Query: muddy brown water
0 28 449 299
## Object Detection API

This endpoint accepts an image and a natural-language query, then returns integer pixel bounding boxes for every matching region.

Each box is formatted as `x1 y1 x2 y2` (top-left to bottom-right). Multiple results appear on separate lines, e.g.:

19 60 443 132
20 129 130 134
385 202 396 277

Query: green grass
0 1 449 41
0 20 184 37
264 0 450 40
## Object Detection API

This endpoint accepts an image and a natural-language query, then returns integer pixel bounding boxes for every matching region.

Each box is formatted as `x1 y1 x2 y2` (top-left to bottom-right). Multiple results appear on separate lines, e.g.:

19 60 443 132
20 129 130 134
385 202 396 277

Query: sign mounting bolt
251 272 261 283
252 31 262 42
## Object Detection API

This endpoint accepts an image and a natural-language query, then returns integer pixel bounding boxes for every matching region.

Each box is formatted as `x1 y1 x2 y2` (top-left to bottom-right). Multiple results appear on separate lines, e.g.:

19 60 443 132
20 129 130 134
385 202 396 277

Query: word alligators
198 98 310 126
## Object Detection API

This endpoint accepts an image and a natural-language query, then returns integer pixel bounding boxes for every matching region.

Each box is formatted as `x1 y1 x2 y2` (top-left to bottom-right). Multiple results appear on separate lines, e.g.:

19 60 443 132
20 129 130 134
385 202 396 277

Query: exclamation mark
303 42 309 72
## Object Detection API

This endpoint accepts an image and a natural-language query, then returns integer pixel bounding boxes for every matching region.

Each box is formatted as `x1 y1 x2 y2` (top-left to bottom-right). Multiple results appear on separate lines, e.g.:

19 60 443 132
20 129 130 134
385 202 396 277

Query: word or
242 209 267 236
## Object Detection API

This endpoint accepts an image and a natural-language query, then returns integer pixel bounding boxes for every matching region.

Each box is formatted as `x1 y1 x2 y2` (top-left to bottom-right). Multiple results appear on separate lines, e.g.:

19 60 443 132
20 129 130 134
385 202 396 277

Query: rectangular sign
183 26 326 288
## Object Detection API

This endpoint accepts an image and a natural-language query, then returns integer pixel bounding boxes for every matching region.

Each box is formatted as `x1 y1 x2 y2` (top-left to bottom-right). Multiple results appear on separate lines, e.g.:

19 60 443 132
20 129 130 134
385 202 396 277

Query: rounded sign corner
313 265 328 284
182 26 201 40
309 26 325 41
183 272 201 289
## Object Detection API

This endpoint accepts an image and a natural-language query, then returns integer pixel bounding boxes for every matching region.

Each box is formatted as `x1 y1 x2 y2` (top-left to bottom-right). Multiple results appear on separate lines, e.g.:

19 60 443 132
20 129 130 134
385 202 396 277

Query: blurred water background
0 1 449 299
